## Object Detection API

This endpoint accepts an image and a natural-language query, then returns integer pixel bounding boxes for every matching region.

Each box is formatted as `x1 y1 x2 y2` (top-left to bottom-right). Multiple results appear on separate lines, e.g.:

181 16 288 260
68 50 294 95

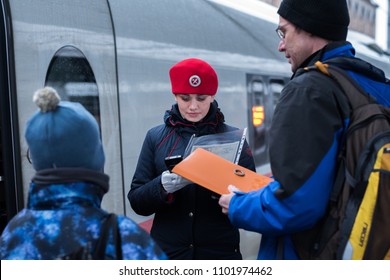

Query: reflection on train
1 0 388 259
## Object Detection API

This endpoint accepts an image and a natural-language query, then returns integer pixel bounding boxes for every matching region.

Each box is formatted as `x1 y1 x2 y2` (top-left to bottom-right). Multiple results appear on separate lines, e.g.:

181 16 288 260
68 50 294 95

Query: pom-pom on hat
277 0 350 41
169 58 218 95
25 87 105 171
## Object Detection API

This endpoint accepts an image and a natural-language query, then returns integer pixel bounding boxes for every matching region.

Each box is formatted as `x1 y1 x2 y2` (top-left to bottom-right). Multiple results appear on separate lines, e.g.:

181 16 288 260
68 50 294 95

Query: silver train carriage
1 0 389 258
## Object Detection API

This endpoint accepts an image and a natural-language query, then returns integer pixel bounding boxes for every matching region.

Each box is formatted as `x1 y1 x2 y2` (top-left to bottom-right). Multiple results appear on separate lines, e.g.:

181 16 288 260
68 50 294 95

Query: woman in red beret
128 58 256 260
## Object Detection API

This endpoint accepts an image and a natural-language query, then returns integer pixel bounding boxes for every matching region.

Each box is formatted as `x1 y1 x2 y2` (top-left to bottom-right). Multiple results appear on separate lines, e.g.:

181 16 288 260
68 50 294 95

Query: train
1 0 389 259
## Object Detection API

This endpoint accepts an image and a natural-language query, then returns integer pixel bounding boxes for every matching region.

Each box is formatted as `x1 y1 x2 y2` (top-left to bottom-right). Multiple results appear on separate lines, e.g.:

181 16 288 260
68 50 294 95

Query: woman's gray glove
161 170 192 193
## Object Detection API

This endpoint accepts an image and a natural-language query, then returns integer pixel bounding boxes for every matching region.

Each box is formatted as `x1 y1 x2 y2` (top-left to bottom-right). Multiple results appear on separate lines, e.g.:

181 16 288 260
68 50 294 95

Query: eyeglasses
275 23 289 40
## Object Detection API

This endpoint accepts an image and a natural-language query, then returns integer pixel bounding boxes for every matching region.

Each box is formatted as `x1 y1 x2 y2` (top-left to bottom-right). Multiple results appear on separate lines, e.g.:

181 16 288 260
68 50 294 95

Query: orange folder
172 148 273 195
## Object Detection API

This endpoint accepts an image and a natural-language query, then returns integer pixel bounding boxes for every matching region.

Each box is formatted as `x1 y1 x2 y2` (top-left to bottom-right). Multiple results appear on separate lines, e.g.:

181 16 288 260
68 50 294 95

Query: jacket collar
28 168 109 210
292 41 355 79
163 100 225 135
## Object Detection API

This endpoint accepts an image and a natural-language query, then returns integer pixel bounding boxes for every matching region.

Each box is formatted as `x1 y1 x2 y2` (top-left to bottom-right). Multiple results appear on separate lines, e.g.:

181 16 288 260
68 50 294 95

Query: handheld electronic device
164 155 183 172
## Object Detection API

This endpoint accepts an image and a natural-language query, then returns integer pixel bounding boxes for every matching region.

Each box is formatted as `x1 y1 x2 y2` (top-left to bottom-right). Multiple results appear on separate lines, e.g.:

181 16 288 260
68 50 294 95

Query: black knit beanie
277 0 350 41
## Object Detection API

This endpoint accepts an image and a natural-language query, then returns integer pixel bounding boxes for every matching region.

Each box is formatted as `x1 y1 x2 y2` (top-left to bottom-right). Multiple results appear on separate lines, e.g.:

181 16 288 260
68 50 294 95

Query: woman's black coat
128 101 256 259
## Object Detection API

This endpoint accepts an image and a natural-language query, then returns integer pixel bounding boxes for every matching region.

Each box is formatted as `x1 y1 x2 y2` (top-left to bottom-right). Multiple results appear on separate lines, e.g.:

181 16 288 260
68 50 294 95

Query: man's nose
278 40 285 52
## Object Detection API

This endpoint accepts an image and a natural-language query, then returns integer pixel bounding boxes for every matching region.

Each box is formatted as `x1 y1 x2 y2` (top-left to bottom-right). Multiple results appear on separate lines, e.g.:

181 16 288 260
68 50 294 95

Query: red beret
169 58 218 95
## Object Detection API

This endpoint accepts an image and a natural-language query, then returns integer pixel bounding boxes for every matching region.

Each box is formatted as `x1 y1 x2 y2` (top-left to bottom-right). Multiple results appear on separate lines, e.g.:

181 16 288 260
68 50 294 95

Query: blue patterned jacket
0 168 167 260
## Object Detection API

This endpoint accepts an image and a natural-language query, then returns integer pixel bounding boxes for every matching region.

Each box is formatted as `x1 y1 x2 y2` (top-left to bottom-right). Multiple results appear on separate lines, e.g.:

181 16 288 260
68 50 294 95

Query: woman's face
175 94 215 122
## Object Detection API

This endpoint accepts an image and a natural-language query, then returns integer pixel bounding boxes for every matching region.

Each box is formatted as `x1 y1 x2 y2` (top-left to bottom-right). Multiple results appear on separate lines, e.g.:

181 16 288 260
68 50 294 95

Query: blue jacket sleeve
228 72 347 236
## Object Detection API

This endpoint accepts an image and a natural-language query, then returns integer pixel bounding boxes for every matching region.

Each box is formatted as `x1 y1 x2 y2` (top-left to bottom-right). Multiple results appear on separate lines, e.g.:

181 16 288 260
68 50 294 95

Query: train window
45 46 100 126
247 77 268 166
252 80 264 94
269 79 285 110
247 75 289 168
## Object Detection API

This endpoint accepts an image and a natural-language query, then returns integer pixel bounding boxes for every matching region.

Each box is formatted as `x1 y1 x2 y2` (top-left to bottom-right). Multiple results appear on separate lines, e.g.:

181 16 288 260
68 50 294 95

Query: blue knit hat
25 87 105 171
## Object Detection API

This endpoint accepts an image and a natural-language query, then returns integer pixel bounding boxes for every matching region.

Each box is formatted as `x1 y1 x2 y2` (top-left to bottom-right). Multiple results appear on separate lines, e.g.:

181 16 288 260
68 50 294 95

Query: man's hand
219 185 240 215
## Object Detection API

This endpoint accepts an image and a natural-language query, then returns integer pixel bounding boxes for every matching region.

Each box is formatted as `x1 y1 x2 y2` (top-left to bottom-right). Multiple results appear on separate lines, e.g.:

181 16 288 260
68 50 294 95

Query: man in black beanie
278 0 349 42
276 0 350 72
219 0 390 259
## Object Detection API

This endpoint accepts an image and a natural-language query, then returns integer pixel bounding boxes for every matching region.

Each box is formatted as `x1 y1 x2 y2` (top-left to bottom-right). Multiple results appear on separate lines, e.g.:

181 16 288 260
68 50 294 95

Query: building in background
370 0 389 51
349 0 377 38
261 0 388 51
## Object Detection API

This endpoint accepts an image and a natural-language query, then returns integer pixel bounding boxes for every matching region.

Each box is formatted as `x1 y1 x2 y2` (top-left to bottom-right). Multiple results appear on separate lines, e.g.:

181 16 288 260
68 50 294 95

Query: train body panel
6 0 124 215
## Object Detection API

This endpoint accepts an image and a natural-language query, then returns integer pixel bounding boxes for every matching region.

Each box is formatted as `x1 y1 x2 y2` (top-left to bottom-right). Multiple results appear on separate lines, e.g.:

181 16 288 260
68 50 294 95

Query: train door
247 73 288 172
0 0 122 234
0 0 24 234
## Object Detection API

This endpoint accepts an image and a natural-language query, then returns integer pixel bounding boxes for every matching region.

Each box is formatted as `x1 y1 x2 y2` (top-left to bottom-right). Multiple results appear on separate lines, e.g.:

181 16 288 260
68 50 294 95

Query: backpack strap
304 60 377 192
305 61 375 110
112 215 123 259
93 213 122 259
